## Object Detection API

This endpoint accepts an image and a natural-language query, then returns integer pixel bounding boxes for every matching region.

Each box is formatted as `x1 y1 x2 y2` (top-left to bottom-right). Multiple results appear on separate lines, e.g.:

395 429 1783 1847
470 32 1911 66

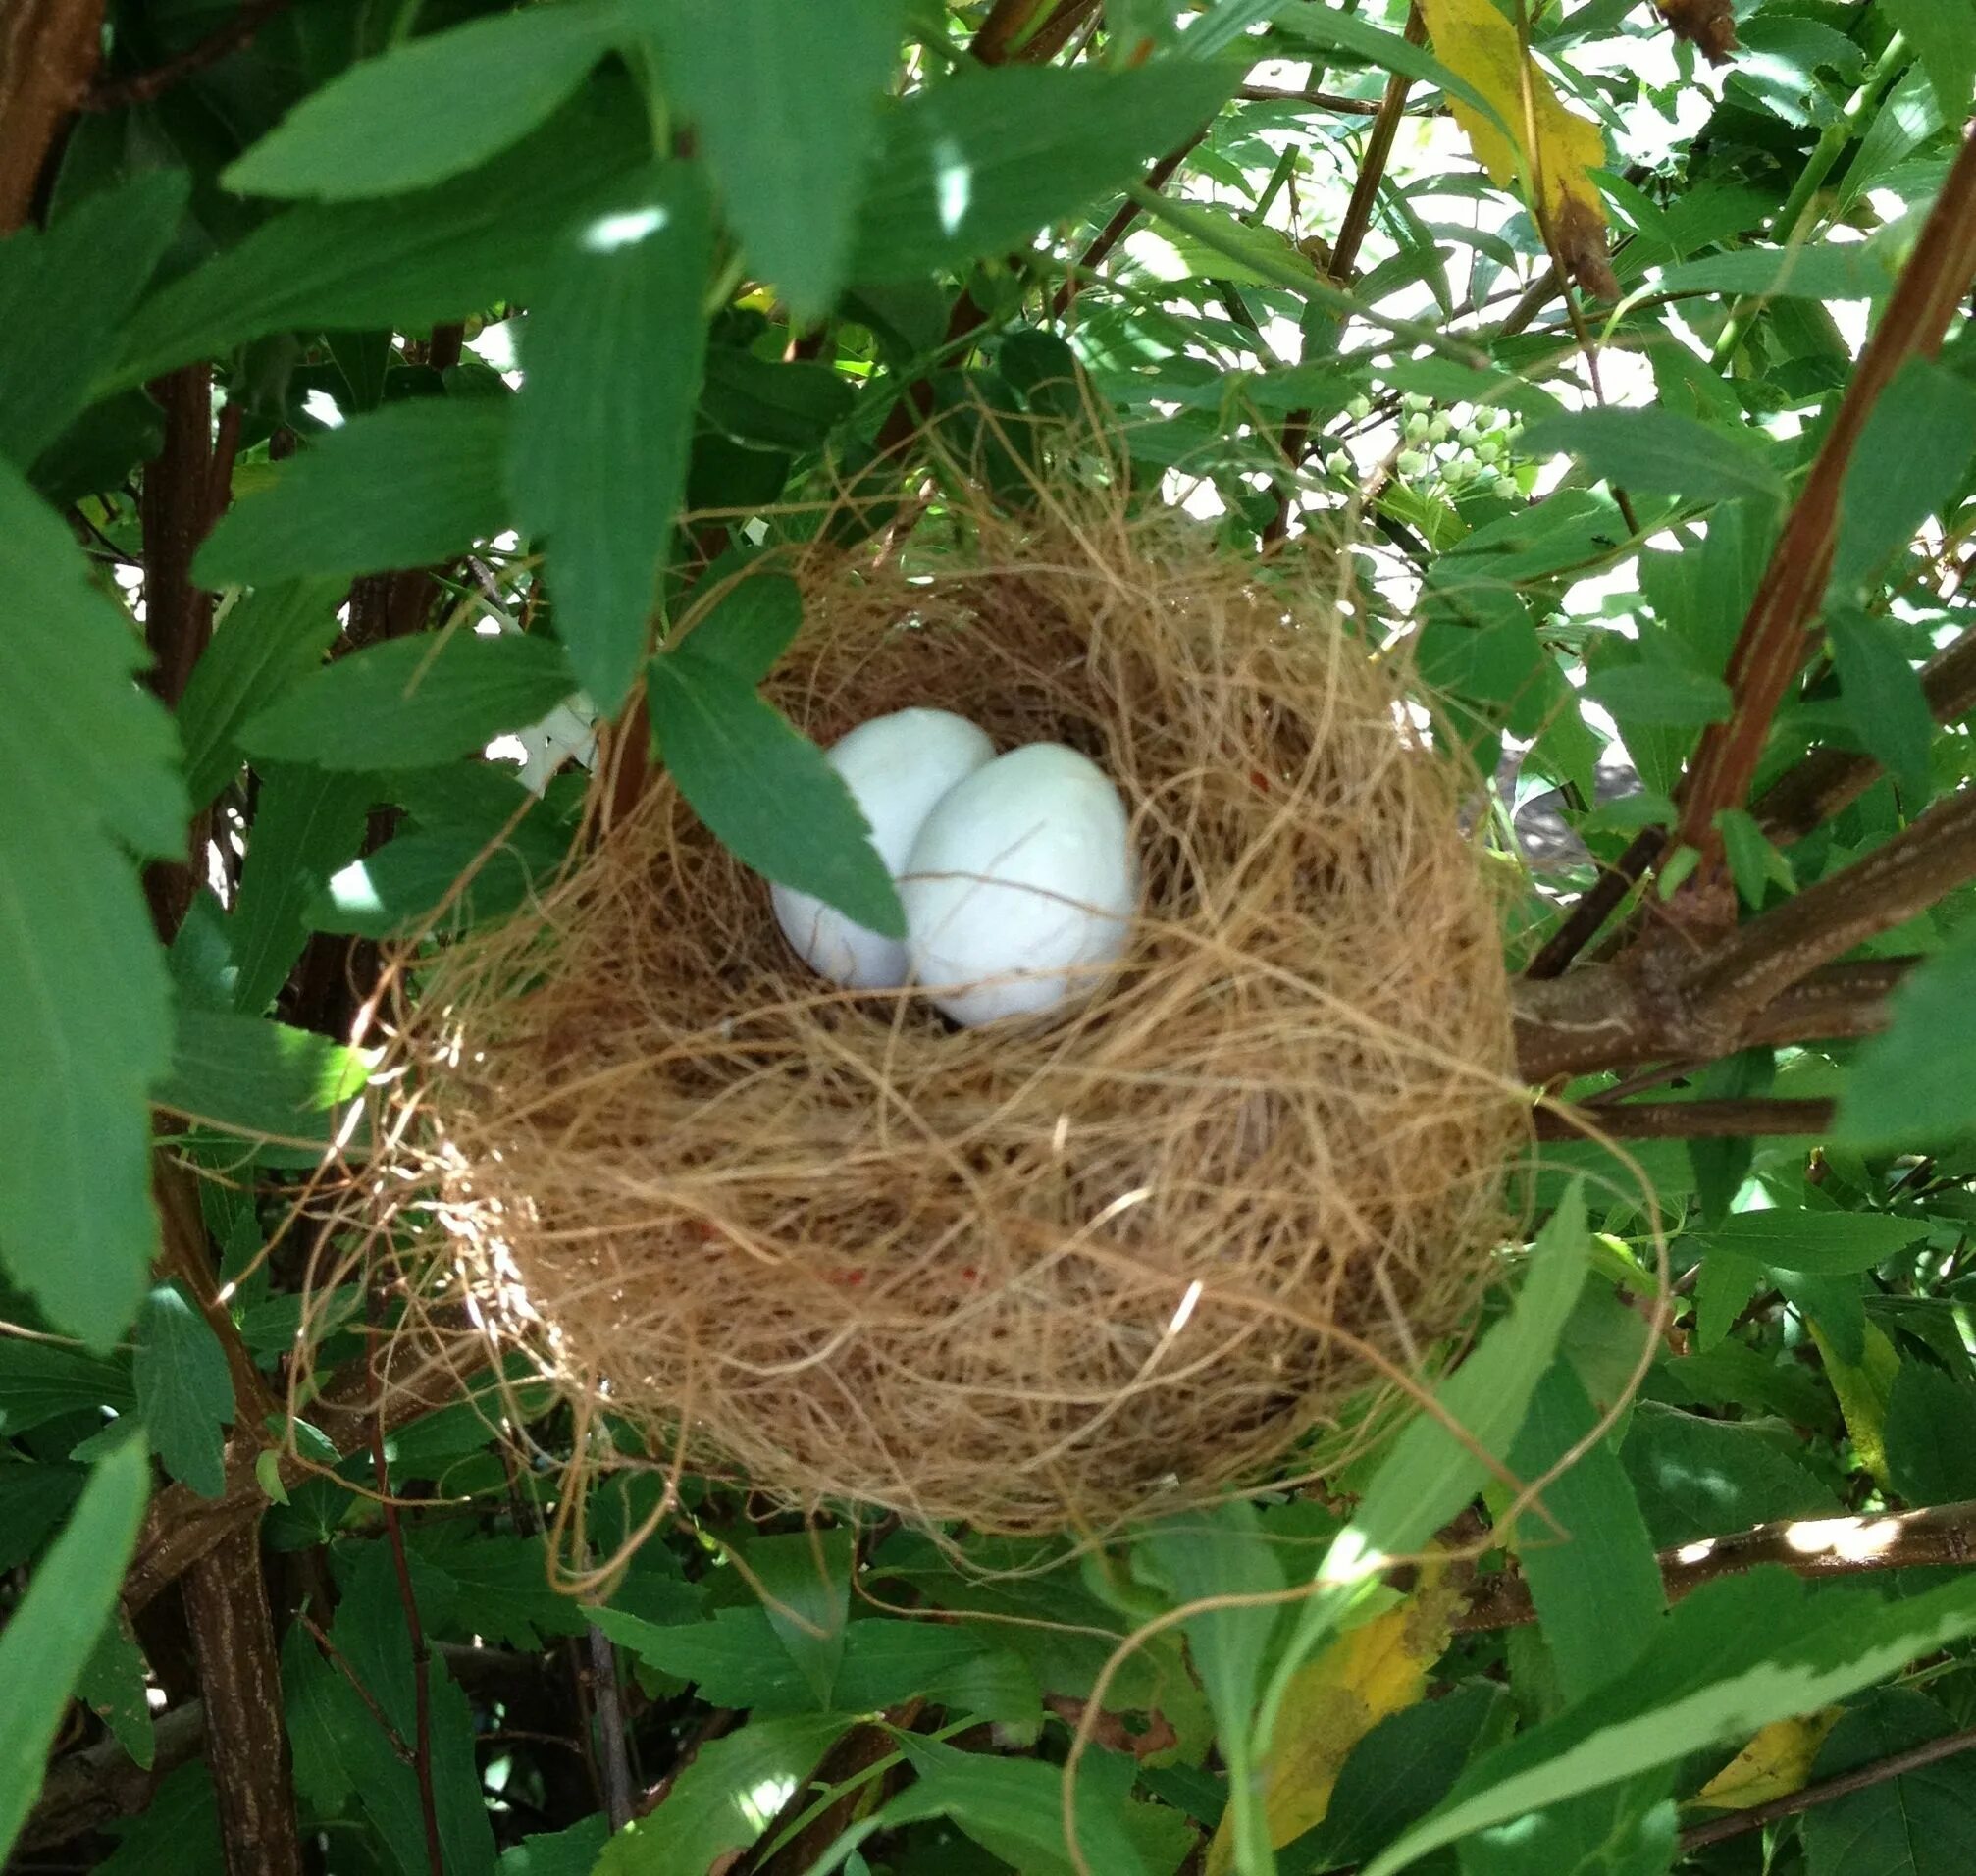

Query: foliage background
3 1 1976 1873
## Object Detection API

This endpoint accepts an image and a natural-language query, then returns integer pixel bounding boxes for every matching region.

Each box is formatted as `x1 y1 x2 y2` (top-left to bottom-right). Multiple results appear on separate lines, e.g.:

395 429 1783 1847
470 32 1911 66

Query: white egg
902 743 1137 1027
772 708 995 988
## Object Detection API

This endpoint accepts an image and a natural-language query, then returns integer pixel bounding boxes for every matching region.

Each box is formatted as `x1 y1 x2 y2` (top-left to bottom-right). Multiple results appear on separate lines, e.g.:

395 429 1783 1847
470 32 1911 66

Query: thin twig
1534 1096 1834 1141
588 1619 635 1831
1679 1723 1976 1851
1051 130 1209 320
85 0 290 111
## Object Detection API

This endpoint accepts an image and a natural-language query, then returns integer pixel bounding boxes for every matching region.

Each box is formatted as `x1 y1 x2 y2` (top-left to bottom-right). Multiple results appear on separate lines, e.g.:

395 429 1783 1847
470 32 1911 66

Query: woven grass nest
405 496 1529 1536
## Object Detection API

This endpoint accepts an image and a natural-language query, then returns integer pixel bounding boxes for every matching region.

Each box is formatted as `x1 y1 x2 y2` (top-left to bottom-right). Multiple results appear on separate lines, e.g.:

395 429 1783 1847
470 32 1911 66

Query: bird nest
382 495 1528 1536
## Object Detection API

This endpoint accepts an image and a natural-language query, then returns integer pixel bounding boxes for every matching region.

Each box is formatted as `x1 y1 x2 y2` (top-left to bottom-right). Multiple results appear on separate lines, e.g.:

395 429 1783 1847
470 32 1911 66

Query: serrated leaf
228 765 373 1013
196 397 514 589
1836 933 1976 1149
226 4 616 202
0 466 181 1350
158 1007 371 1139
1882 0 1976 119
1622 1404 1837 1548
1505 1362 1664 1707
1361 1569 1976 1876
1800 1687 1976 1876
112 80 650 389
1832 359 1976 598
636 0 903 324
677 571 804 686
0 170 186 468
744 1528 854 1711
647 647 903 937
1829 608 1936 803
499 1816 611 1876
178 579 348 810
1524 407 1785 507
511 161 711 713
0 1438 150 1864
851 63 1236 280
1582 663 1733 727
593 1713 851 1875
1706 1209 1929 1276
241 630 577 771
76 1612 154 1769
0 1342 136 1435
94 1759 221 1876
133 1282 234 1500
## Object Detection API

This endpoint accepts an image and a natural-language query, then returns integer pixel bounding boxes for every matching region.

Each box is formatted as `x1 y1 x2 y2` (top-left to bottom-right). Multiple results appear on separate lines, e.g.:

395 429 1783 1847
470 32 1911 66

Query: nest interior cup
417 508 1528 1534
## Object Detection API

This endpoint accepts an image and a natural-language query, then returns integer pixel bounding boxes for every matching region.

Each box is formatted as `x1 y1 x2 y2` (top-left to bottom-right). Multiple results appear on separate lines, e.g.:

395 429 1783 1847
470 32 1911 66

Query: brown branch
1673 121 1976 869
0 0 105 231
369 1329 443 1876
588 1619 635 1832
85 0 290 112
1687 789 1976 1033
1534 1096 1834 1141
1524 828 1667 980
1238 84 1382 113
1266 5 1425 546
971 0 1054 64
744 1702 925 1875
1680 1723 1976 1851
17 1698 207 1852
182 1523 303 1876
1454 1497 1976 1634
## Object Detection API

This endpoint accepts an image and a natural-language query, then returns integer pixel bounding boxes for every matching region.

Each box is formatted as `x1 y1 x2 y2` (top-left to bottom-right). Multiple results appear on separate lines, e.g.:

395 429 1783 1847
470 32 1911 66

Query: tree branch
182 1523 303 1876
16 1699 206 1852
0 0 104 231
1679 1722 1976 1851
85 0 290 112
1673 121 1976 869
1534 1096 1834 1141
1455 1498 1976 1633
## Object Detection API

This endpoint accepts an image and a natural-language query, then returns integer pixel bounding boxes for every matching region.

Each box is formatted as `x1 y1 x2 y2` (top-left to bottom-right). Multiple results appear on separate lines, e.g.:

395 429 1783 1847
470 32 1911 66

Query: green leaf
1621 1404 1837 1548
312 823 563 939
647 647 903 938
701 352 857 450
852 63 1236 280
1522 408 1787 506
76 1611 155 1770
196 397 514 589
158 1007 371 1139
0 1341 136 1434
744 1528 854 1711
94 1760 221 1876
0 1437 150 1865
0 466 182 1350
1883 0 1976 118
499 1816 612 1876
1580 664 1733 727
229 766 373 1013
178 579 348 810
407 1535 589 1653
1504 1362 1663 1707
1828 609 1935 803
1692 1249 1765 1352
0 1465 85 1570
1885 1364 1976 1506
1457 1782 1677 1876
0 170 186 468
1836 933 1976 1149
1270 6 1507 134
133 1282 235 1500
112 78 650 389
1652 243 1897 302
1363 1568 1976 1876
678 571 804 685
226 4 615 202
638 0 904 324
870 1734 1152 1876
1832 359 1976 597
1705 1208 1930 1276
1282 1683 1508 1875
1354 1182 1592 1563
1801 1687 1976 1876
511 161 712 713
241 630 577 771
332 1542 498 1876
593 1713 852 1875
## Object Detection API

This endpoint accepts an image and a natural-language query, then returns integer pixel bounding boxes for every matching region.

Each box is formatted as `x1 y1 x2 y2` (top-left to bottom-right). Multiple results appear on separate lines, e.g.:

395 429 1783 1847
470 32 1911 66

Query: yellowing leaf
1418 0 1618 297
1809 1321 1901 1488
1206 1569 1466 1875
1691 1707 1843 1810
